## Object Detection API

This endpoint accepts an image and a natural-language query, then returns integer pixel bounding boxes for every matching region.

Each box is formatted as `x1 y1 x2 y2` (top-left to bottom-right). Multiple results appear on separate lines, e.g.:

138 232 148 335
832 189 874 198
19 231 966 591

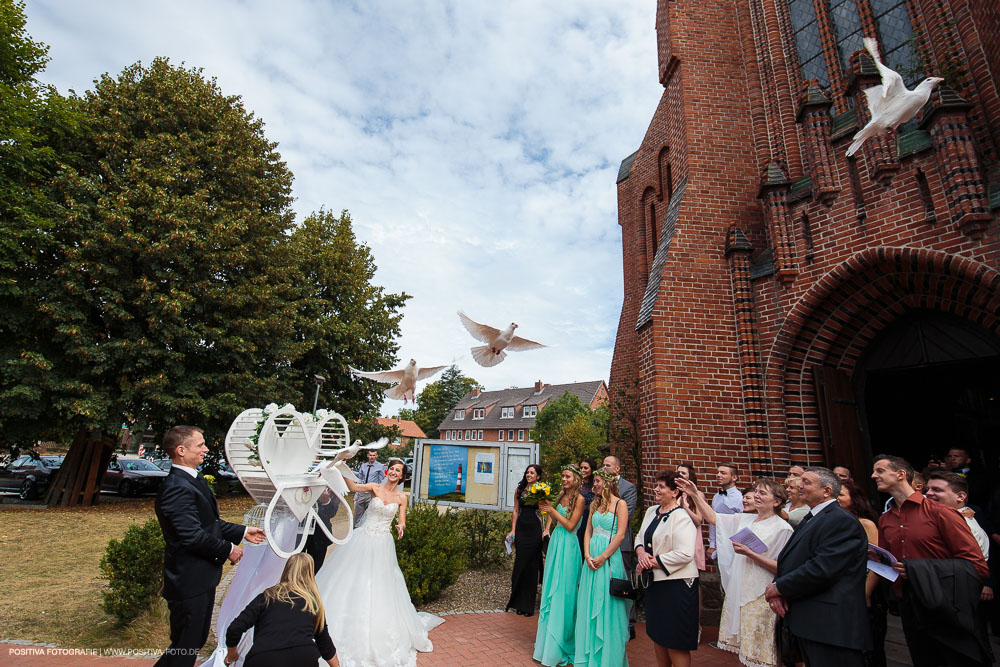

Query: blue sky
25 1 663 415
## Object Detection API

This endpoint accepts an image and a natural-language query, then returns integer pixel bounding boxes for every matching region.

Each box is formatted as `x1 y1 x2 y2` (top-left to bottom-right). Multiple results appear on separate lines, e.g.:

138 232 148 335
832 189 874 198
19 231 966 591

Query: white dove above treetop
457 310 547 367
348 359 446 404
846 37 943 157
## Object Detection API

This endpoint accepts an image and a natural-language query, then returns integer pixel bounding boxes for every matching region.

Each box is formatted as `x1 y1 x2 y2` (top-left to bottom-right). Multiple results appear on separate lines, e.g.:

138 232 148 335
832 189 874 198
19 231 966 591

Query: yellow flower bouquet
522 481 552 514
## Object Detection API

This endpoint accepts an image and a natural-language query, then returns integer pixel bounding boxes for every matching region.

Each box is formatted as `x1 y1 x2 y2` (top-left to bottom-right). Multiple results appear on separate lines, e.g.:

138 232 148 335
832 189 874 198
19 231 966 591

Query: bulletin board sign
411 439 538 511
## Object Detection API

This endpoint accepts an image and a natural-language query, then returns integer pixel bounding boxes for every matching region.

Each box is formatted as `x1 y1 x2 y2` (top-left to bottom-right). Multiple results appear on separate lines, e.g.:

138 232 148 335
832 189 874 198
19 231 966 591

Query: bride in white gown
314 458 443 667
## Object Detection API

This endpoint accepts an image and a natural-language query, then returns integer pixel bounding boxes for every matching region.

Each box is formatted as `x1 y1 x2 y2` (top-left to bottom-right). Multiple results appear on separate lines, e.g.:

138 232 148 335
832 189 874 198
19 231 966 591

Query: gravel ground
416 562 516 614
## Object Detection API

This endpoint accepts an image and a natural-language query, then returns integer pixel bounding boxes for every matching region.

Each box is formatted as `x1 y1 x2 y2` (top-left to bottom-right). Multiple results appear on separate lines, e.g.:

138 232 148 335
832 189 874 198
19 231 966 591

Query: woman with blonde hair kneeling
225 552 339 666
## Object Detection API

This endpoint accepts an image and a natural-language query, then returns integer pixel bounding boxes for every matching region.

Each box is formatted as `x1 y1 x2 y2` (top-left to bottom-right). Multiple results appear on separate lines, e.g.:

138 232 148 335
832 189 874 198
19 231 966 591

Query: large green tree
0 54 409 502
402 366 481 438
0 0 86 451
39 57 304 443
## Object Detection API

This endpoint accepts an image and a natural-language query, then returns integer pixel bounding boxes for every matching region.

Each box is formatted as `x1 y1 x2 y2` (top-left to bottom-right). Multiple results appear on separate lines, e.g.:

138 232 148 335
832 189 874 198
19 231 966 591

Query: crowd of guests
512 447 997 667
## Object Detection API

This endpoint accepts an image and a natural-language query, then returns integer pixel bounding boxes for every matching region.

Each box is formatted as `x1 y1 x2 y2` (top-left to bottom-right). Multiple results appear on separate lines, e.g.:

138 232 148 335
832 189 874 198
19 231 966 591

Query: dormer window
455 410 465 420
501 407 514 419
472 408 485 420
522 405 537 418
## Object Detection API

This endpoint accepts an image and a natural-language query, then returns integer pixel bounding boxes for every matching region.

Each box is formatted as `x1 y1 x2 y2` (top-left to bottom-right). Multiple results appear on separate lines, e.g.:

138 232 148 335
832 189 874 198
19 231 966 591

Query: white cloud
26 0 662 416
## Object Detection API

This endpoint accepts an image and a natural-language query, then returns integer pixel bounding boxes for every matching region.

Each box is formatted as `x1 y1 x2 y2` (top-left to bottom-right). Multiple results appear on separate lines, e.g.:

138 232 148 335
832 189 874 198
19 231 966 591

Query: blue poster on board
427 445 468 501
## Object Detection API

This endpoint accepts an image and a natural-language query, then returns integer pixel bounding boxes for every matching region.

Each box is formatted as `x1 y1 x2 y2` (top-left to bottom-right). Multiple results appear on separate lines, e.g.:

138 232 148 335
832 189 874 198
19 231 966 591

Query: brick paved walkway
1 614 740 666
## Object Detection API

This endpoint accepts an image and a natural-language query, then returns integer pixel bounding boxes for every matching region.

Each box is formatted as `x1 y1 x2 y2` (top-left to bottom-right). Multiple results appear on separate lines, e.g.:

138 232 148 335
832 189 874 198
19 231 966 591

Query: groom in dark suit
764 467 870 667
154 426 265 666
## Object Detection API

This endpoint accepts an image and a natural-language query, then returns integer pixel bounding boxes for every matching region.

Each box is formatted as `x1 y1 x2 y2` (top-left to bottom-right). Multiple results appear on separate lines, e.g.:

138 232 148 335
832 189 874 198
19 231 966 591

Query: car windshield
41 456 64 468
124 459 161 471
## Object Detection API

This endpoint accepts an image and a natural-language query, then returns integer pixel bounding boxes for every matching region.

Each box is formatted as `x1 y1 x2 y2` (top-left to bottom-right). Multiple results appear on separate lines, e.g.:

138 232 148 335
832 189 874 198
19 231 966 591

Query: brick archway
764 247 1000 467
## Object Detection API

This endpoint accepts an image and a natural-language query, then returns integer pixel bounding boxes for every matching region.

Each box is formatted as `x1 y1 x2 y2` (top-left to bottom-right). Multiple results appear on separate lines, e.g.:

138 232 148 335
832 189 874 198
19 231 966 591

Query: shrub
455 508 513 569
395 502 466 604
100 518 164 624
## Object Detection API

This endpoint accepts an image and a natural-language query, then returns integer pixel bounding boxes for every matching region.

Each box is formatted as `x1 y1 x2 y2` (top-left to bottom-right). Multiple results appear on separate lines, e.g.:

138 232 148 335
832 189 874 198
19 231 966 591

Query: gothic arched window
788 0 829 87
786 0 917 95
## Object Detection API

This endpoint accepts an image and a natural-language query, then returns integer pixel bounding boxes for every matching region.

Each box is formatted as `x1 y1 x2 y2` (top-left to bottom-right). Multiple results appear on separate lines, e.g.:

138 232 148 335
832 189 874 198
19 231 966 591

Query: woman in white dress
314 458 443 667
676 477 793 667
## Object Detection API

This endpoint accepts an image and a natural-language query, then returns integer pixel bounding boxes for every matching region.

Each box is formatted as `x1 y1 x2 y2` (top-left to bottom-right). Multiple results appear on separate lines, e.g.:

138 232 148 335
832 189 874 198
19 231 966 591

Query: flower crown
594 468 617 482
562 464 582 477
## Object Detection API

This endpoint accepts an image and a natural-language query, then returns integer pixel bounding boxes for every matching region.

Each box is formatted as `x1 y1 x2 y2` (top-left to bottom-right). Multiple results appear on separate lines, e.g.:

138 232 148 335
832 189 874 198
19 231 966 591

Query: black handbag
608 500 637 600
775 615 801 665
610 571 638 600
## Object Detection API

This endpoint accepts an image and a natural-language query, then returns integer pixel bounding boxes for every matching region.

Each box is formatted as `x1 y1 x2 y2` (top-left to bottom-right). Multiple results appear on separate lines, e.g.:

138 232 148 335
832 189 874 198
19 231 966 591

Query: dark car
102 457 168 497
0 455 64 500
152 458 172 472
198 461 239 493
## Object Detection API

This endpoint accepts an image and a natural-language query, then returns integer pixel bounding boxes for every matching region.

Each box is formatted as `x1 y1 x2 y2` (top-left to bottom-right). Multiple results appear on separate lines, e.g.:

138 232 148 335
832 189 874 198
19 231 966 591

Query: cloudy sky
25 1 662 416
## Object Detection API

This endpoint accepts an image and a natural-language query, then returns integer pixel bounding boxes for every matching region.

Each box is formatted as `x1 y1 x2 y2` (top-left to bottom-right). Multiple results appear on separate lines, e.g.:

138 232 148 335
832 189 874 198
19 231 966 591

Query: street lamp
312 374 326 413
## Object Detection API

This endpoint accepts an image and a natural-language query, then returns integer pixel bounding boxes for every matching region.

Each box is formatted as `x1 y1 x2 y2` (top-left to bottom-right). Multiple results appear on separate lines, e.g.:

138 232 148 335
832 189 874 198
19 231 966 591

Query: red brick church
610 0 1000 497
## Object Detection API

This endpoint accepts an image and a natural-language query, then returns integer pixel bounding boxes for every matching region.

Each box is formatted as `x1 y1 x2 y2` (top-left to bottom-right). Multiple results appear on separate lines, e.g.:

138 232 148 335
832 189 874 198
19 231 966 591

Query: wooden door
812 365 868 482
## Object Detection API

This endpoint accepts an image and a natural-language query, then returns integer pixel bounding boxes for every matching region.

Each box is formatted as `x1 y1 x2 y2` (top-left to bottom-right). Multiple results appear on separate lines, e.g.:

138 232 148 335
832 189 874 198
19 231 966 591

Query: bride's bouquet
522 481 553 515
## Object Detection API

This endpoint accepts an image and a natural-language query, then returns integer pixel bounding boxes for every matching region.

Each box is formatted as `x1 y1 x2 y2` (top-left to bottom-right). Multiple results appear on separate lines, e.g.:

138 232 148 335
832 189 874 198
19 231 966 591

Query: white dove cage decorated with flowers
224 403 383 558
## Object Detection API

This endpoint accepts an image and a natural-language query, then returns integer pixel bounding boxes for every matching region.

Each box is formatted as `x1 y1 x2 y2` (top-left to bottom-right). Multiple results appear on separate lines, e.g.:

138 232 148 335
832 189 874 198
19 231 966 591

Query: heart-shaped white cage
224 406 361 558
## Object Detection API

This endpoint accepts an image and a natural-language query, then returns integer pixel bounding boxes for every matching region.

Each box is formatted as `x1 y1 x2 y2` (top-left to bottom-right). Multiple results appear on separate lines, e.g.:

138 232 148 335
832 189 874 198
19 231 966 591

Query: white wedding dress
314 495 443 667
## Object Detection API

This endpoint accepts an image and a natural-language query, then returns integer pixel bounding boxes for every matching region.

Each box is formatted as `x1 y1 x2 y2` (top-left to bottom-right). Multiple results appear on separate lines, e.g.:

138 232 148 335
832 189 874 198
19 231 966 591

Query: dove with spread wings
457 310 547 367
846 37 943 157
348 359 446 403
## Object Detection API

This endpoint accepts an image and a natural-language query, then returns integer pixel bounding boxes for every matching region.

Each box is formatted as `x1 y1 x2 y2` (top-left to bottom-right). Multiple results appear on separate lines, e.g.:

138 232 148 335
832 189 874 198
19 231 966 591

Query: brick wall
611 0 1000 506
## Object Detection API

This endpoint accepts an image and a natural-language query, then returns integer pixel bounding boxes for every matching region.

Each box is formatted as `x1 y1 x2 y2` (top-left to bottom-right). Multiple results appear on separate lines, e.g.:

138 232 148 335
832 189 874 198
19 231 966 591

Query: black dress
226 592 336 667
577 481 595 560
506 494 543 615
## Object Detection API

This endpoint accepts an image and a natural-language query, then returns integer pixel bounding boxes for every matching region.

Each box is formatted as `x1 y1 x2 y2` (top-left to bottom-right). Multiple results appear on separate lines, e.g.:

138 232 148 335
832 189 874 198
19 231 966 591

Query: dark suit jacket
618 477 637 554
774 501 871 651
155 468 246 601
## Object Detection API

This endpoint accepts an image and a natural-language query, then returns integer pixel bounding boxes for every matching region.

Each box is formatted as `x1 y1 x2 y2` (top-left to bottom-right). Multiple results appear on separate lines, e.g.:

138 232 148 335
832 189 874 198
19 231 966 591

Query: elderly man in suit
764 467 870 667
604 454 638 639
154 426 266 666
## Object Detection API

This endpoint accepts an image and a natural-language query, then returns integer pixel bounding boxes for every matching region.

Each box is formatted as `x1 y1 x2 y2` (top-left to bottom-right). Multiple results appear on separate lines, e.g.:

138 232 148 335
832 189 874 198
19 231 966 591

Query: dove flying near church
846 37 943 157
349 360 446 403
457 310 546 367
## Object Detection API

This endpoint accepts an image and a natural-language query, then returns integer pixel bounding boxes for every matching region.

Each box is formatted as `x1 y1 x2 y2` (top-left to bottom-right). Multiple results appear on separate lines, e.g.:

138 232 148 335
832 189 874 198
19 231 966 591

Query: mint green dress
573 508 629 667
532 502 582 666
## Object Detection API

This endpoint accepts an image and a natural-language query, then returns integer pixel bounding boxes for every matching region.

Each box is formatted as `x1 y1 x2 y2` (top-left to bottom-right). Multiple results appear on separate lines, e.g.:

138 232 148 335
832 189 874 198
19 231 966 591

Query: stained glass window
872 0 919 84
830 0 865 75
788 0 829 86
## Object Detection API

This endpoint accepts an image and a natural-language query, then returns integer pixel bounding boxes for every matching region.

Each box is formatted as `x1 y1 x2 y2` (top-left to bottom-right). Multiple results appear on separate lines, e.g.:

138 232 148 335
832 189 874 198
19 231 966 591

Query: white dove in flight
348 360 446 403
457 310 546 367
846 37 943 157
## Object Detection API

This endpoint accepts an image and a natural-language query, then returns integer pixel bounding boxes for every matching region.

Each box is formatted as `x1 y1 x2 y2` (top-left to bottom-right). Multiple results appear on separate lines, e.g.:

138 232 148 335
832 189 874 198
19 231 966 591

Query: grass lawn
0 494 256 651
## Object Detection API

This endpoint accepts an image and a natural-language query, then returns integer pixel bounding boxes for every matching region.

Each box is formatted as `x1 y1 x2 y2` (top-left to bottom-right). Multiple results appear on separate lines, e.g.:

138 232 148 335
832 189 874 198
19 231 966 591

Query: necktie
797 511 814 530
364 465 370 483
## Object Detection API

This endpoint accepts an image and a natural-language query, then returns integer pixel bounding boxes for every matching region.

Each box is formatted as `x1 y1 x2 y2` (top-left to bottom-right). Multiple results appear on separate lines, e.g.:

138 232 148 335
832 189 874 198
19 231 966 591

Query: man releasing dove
846 37 943 157
457 310 546 367
348 359 446 403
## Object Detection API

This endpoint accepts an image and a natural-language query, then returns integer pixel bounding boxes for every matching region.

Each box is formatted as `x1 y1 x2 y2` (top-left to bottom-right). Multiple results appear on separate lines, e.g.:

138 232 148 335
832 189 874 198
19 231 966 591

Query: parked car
402 457 414 482
0 454 64 500
102 457 168 497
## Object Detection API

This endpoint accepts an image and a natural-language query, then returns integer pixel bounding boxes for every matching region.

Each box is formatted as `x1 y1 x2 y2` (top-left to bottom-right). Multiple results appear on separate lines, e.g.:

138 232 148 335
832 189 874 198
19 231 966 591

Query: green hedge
395 502 467 604
99 518 165 624
454 508 513 569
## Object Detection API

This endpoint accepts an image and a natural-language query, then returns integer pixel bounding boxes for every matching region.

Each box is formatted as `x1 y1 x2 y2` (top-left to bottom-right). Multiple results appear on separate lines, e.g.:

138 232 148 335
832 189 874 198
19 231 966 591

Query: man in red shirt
873 454 990 667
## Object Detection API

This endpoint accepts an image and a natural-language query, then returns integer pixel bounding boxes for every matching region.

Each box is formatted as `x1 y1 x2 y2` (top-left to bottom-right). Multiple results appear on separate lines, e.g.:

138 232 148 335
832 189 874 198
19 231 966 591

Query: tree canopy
0 21 409 461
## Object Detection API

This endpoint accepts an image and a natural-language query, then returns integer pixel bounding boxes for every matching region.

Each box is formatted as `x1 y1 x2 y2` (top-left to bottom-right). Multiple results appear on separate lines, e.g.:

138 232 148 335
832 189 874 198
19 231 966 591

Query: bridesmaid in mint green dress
574 467 631 667
533 465 586 666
